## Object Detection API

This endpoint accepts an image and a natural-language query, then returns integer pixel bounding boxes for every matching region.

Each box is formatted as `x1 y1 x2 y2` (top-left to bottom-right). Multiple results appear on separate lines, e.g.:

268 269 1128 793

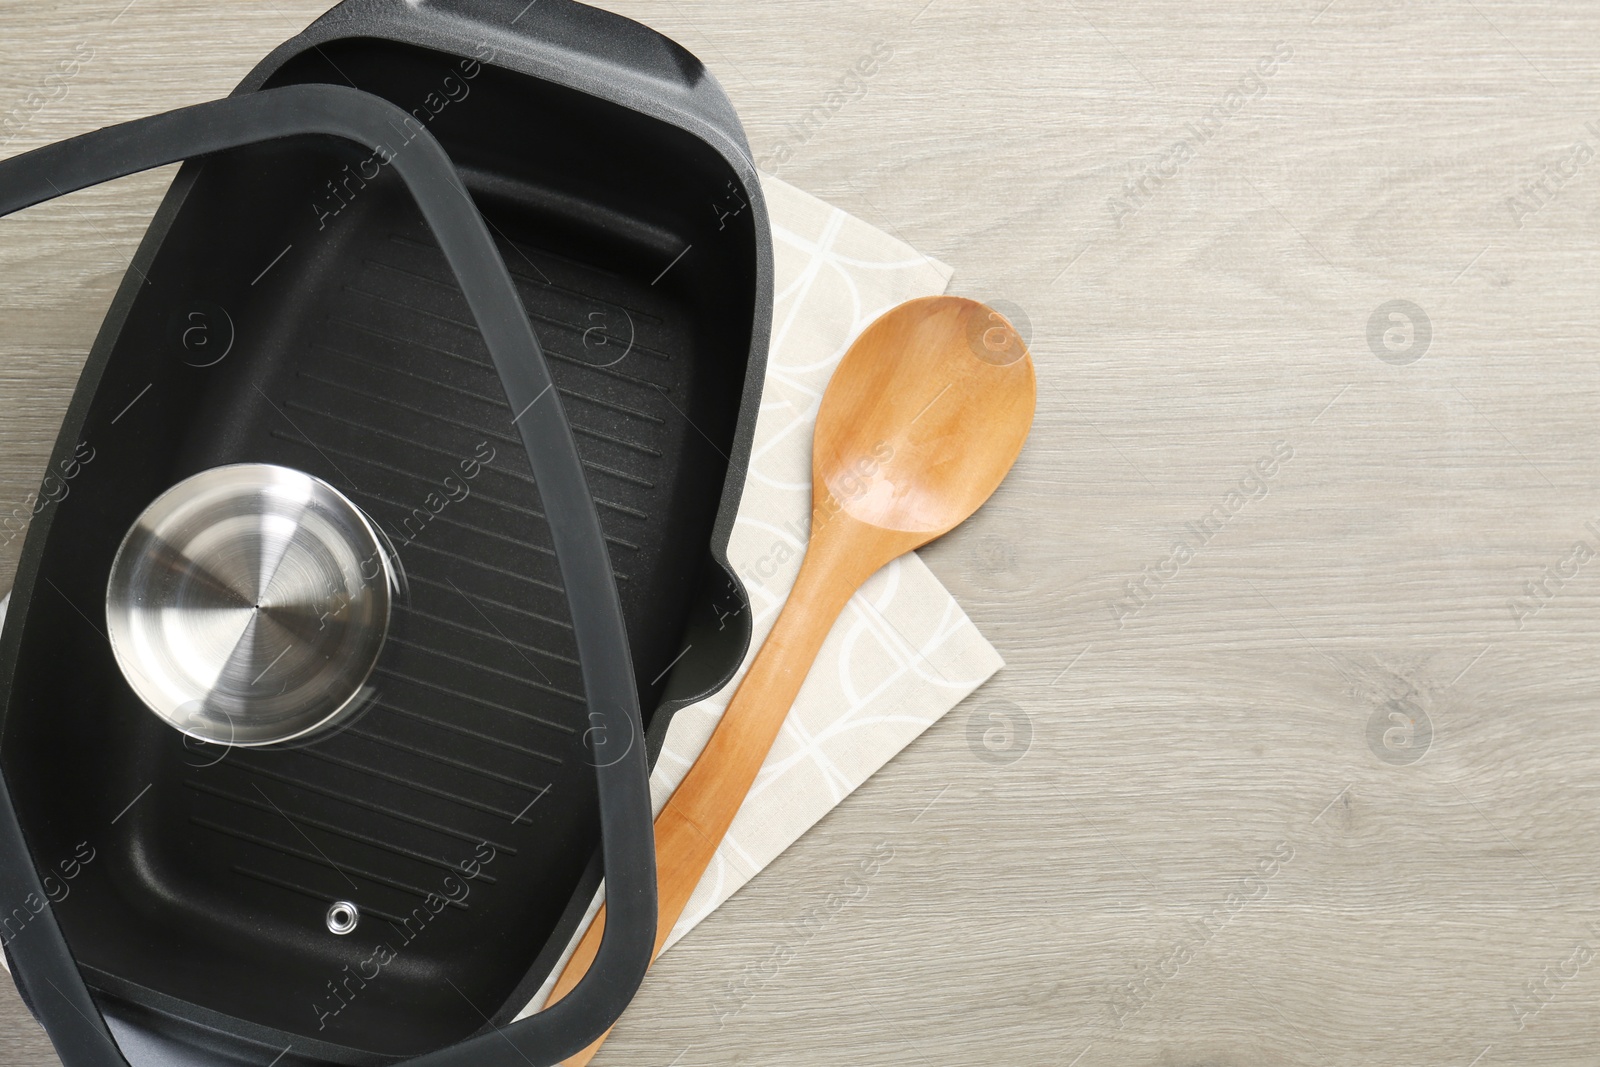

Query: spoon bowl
816 296 1036 540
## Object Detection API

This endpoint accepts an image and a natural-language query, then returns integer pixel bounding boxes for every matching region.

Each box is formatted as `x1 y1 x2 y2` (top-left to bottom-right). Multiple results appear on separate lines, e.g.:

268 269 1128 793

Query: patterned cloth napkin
522 174 1004 1015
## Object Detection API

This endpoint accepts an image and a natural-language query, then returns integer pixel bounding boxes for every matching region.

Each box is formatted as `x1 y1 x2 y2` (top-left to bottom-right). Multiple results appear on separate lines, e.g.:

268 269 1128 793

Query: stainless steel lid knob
106 463 395 747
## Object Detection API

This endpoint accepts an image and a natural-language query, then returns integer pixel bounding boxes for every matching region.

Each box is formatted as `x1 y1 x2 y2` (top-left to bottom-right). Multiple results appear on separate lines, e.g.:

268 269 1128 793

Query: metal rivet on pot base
105 463 395 747
327 901 360 936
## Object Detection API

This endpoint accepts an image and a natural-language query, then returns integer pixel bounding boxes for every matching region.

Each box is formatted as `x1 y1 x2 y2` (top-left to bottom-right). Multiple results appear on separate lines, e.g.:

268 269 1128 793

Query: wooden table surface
5 1 1600 1064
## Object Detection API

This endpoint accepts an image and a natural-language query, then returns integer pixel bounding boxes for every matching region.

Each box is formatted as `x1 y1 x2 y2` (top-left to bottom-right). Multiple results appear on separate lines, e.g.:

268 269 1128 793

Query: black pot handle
0 83 655 1067
384 0 706 92
289 0 753 165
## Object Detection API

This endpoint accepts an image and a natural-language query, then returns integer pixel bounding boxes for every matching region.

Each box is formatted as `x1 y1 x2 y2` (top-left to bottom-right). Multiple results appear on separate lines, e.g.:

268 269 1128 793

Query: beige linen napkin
522 173 1004 1015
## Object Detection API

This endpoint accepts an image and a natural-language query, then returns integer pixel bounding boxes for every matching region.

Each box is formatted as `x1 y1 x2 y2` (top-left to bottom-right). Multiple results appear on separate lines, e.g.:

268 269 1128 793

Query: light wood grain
5 2 1600 1065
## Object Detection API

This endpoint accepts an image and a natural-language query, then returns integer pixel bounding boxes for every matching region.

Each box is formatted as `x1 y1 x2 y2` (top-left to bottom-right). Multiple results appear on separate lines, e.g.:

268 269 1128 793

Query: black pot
0 1 772 1064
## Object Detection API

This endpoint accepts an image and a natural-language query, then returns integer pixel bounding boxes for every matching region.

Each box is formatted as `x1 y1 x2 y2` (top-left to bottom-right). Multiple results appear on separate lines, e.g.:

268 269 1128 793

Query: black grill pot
0 1 772 1064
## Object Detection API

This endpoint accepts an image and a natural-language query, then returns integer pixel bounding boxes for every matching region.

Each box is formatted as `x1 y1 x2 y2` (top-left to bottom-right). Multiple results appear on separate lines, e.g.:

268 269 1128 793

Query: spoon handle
546 518 885 1065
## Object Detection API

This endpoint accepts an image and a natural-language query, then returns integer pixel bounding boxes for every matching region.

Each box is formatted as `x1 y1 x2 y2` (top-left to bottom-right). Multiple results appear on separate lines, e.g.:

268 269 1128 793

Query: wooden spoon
545 295 1036 1064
